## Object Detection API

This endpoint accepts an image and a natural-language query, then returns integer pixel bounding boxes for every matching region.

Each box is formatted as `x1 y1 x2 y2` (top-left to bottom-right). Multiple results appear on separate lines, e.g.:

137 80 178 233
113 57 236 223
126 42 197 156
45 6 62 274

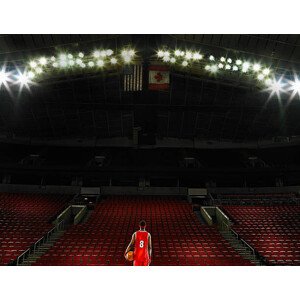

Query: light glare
110 57 117 64
29 61 37 68
157 50 164 57
174 50 181 56
182 61 188 67
253 63 261 72
263 68 270 76
267 77 286 99
287 75 300 99
97 60 104 67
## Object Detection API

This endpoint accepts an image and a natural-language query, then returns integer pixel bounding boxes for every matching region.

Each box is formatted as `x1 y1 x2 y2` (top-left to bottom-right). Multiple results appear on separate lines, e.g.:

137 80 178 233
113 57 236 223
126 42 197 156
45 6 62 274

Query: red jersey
134 230 149 262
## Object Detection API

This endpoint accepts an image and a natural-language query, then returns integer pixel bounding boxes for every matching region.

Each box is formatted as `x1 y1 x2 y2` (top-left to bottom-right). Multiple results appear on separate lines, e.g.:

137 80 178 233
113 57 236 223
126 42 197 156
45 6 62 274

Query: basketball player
125 220 152 266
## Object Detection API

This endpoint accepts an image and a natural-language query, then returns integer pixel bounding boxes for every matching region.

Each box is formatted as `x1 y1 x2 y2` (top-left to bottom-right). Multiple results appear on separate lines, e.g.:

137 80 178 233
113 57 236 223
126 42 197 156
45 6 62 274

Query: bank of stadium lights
287 75 300 99
266 77 286 99
0 48 136 92
262 75 300 100
0 69 10 87
156 49 274 85
157 49 204 67
121 49 135 63
24 48 135 79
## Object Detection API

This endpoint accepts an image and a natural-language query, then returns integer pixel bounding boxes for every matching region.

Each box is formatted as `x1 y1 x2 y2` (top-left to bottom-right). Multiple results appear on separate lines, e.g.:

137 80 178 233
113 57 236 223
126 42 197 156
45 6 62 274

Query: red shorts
133 259 150 266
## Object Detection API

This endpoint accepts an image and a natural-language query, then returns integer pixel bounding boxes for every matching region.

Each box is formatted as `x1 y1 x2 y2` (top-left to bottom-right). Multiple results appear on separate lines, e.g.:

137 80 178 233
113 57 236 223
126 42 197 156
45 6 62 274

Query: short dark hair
139 220 146 227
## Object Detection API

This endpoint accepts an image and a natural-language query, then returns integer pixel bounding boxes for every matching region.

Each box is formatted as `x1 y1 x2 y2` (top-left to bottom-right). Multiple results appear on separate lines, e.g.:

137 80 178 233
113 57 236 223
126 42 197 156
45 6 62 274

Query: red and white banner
149 65 169 90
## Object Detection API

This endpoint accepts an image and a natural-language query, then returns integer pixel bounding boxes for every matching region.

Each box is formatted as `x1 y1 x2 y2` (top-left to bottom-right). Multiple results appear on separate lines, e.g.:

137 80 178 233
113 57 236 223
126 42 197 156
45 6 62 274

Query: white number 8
139 240 144 248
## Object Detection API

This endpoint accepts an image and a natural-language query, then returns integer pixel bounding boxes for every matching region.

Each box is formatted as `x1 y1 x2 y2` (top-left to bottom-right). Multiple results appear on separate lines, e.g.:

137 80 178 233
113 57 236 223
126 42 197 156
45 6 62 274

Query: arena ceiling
0 34 300 145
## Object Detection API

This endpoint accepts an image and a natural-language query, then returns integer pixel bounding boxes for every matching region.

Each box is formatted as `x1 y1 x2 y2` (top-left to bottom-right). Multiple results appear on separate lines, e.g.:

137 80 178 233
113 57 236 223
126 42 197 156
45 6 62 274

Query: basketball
125 251 134 261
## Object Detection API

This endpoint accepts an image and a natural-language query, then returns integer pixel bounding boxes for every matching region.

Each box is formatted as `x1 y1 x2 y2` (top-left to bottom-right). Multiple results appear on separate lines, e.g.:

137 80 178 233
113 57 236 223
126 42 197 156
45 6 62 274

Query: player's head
139 220 146 229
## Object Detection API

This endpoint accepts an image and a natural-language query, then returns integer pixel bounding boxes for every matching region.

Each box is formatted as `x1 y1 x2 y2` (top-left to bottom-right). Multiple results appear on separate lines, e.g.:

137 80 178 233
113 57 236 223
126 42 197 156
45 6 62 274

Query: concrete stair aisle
19 230 65 266
220 230 263 266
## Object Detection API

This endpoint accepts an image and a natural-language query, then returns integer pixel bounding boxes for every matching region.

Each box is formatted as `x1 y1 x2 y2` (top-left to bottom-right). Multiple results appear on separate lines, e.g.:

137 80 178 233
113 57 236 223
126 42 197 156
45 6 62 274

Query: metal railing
230 228 239 238
15 220 65 266
240 238 255 255
228 228 268 265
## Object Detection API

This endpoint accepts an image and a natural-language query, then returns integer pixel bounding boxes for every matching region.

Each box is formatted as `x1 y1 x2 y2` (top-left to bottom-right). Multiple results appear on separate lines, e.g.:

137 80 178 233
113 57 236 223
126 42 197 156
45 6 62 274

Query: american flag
123 64 143 92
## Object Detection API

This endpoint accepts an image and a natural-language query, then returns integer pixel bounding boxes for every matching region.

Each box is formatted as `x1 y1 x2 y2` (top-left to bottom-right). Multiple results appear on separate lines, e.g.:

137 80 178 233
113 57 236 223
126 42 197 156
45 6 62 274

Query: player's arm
124 233 135 257
148 233 152 259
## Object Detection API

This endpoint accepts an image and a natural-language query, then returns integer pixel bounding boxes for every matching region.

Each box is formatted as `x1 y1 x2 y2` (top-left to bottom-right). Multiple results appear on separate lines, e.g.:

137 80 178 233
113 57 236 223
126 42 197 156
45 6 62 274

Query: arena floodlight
29 61 37 68
257 73 264 81
59 53 67 61
97 60 105 67
110 57 117 64
0 69 9 87
27 71 35 79
0 66 13 95
157 50 164 57
192 52 203 60
174 50 181 57
39 57 47 66
14 69 34 93
242 66 249 73
262 68 270 76
128 49 135 57
287 75 300 99
36 67 43 74
16 72 29 85
210 65 218 73
76 58 82 65
163 56 170 62
106 49 113 56
59 60 68 68
253 63 261 72
100 50 107 57
182 61 188 67
121 49 135 63
242 61 250 72
123 55 132 63
93 50 101 58
267 77 286 99
185 51 193 60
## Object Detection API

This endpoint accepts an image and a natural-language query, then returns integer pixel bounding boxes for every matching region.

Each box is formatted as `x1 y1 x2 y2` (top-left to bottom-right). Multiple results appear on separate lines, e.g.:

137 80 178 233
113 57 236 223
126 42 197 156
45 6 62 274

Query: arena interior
0 34 300 266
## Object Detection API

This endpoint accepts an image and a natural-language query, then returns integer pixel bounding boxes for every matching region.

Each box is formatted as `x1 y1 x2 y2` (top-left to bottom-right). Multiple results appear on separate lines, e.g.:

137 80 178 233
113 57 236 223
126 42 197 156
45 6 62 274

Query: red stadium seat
34 196 252 266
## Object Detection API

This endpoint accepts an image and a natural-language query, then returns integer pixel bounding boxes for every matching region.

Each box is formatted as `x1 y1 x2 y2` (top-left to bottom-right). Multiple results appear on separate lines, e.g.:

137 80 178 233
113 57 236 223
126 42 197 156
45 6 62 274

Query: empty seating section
222 205 300 265
34 196 252 266
0 193 71 265
217 193 299 205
